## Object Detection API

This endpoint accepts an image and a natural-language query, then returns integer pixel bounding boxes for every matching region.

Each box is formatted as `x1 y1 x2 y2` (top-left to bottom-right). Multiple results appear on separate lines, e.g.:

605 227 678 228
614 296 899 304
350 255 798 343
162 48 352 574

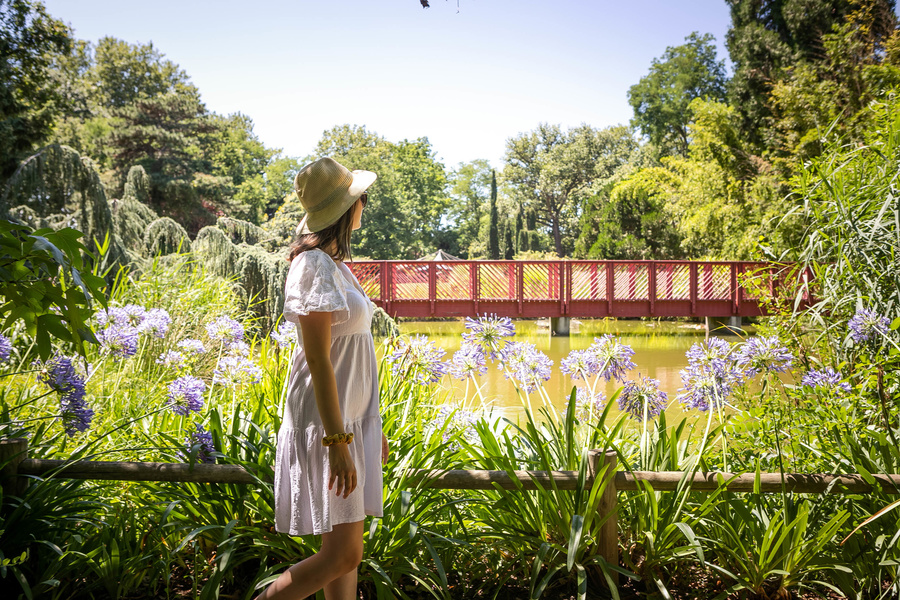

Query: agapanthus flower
431 404 478 446
122 304 147 328
97 323 140 358
676 362 743 412
560 349 600 380
499 341 553 393
95 306 128 328
387 335 449 385
212 355 263 387
569 388 607 422
140 308 171 338
177 339 206 355
181 423 216 464
167 375 206 415
225 340 250 357
156 350 186 369
734 336 793 377
848 308 891 344
617 376 667 421
685 337 734 376
206 316 244 344
271 321 296 349
34 355 93 435
462 314 515 359
449 343 488 380
801 367 851 394
0 333 12 362
587 335 636 382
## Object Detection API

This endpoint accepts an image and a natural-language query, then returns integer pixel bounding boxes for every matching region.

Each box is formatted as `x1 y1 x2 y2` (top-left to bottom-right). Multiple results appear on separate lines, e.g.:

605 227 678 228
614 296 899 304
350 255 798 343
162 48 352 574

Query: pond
392 318 741 420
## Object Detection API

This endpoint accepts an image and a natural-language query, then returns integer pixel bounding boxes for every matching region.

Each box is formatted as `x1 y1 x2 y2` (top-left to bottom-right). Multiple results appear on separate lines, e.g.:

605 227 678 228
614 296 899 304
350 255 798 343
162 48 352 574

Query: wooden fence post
0 437 28 498
588 449 619 588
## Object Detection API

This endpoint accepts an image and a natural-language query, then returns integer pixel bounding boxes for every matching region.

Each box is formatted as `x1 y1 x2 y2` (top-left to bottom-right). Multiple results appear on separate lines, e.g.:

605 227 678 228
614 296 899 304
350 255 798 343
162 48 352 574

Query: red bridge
348 260 786 320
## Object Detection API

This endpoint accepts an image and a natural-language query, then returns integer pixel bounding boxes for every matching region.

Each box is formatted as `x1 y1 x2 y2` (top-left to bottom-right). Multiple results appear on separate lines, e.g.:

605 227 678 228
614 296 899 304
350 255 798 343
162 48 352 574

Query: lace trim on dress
283 249 350 325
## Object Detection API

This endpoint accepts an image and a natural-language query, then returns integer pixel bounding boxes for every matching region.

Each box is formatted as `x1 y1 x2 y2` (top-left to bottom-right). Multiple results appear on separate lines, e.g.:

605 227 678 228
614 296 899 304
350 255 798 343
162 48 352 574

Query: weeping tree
143 217 191 257
113 165 159 256
0 144 126 269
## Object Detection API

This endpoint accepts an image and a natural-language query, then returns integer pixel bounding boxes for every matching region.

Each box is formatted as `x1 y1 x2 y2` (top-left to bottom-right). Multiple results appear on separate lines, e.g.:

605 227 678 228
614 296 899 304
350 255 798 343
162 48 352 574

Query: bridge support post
550 317 570 336
705 316 742 336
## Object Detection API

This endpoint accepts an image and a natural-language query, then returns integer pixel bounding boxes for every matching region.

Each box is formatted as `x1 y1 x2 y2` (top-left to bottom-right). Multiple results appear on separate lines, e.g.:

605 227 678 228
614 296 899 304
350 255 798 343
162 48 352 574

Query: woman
258 157 387 600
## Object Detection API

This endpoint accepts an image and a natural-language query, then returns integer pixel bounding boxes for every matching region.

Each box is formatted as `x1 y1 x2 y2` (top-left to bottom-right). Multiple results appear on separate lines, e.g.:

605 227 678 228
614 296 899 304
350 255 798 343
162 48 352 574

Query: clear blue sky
43 0 733 170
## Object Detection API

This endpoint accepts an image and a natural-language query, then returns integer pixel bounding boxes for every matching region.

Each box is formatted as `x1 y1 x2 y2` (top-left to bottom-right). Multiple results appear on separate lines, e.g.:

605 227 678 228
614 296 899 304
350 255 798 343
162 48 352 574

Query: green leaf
566 514 584 571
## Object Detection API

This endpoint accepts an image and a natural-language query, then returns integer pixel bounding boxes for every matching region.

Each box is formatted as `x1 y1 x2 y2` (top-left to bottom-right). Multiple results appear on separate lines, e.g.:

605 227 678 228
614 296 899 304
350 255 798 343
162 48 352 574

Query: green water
395 318 729 419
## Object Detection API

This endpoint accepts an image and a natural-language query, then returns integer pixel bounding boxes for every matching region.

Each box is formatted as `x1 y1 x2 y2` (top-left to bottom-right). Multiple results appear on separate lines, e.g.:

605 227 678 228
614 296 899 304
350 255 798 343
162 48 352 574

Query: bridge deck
347 260 792 319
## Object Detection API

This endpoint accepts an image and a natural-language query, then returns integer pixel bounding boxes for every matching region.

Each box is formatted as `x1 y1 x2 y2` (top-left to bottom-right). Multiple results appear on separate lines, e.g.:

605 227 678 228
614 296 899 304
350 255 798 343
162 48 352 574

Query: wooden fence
3 439 899 588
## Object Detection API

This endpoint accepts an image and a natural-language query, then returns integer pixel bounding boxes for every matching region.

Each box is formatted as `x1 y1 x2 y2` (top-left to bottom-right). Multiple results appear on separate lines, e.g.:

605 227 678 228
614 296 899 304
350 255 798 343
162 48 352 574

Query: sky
42 0 734 170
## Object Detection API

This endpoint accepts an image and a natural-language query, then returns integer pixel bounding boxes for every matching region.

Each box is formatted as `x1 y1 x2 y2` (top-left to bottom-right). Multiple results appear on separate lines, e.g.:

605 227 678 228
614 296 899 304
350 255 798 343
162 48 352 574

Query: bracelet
322 432 354 446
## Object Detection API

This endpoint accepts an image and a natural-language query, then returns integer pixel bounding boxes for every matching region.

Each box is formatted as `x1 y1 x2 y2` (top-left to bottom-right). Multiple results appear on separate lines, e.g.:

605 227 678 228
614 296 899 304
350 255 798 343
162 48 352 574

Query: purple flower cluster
499 341 553 393
206 316 244 345
388 335 449 385
271 321 296 349
587 335 636 382
177 339 206 355
432 404 478 446
802 367 851 394
677 338 744 412
97 324 140 358
167 375 206 415
96 304 171 357
226 340 251 357
156 350 186 369
141 308 172 338
0 333 12 362
462 314 515 359
35 355 93 435
617 376 667 421
848 308 891 344
449 344 488 380
213 355 263 388
181 423 216 464
560 350 599 381
734 336 793 378
570 388 607 422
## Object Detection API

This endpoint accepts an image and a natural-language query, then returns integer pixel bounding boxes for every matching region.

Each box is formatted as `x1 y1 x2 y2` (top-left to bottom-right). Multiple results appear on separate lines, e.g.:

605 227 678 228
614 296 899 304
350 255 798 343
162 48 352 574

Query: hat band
306 170 353 219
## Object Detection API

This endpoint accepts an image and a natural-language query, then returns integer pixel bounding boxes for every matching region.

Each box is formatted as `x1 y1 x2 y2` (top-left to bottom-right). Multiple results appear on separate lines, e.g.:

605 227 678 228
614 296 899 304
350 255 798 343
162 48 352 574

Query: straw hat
294 157 377 235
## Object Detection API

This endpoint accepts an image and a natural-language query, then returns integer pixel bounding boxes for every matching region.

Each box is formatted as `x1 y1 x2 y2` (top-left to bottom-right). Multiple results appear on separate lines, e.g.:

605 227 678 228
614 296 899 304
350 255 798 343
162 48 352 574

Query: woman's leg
255 520 364 600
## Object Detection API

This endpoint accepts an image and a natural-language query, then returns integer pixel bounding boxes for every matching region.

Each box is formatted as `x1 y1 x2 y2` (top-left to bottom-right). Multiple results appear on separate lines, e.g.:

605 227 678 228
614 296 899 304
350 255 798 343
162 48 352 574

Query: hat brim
295 169 377 236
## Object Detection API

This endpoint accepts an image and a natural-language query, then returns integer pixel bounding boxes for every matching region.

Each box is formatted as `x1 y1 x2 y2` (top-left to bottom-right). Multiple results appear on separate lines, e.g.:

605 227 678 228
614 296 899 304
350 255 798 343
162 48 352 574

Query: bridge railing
348 260 798 319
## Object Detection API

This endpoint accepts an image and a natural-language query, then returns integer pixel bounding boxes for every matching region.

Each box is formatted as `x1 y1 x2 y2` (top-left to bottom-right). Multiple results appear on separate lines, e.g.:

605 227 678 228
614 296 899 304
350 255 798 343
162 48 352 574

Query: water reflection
392 318 723 419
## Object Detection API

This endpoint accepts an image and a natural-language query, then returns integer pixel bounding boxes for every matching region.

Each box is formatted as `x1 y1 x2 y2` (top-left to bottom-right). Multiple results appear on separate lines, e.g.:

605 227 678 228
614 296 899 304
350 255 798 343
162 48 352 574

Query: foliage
627 32 727 158
503 123 638 257
0 0 72 181
0 221 105 357
487 170 500 260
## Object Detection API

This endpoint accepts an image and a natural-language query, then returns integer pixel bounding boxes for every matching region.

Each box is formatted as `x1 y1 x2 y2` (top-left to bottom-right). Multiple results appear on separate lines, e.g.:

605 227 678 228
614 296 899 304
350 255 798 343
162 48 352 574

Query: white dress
274 248 383 536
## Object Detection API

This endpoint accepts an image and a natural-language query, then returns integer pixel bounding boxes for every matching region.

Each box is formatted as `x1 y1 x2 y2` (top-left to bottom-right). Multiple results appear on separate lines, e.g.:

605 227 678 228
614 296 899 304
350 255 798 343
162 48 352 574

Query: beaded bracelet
322 432 354 446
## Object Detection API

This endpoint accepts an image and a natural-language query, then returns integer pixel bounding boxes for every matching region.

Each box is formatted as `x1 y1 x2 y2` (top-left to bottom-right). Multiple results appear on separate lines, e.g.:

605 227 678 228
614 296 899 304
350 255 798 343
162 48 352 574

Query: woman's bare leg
256 521 364 600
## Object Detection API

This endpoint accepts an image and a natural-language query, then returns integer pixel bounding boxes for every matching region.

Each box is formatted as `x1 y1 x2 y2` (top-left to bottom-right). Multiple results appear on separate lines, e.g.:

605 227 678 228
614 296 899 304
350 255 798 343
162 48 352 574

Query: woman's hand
382 432 389 465
328 444 357 498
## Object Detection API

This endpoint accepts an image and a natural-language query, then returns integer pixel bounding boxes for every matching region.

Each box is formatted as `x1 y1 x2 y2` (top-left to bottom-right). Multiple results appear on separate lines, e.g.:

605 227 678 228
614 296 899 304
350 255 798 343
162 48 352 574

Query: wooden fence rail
3 441 899 589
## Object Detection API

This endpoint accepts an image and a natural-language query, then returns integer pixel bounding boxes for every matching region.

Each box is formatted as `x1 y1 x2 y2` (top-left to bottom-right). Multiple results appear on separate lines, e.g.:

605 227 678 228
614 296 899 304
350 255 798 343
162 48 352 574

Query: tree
447 159 492 257
627 32 727 158
503 124 638 257
310 124 449 259
90 36 195 109
725 0 896 149
487 170 500 259
0 0 72 180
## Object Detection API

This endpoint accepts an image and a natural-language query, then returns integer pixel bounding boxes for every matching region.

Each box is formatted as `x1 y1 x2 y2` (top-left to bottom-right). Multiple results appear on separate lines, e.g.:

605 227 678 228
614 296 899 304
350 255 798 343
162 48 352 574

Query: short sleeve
283 250 349 325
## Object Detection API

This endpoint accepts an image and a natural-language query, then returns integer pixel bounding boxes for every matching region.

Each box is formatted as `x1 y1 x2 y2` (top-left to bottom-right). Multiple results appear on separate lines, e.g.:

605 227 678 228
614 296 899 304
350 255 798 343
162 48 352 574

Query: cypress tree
514 207 524 254
503 220 515 260
488 170 500 259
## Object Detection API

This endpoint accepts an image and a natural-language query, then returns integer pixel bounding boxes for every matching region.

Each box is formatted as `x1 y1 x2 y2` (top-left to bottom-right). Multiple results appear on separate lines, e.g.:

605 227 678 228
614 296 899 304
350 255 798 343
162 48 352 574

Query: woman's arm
297 310 357 499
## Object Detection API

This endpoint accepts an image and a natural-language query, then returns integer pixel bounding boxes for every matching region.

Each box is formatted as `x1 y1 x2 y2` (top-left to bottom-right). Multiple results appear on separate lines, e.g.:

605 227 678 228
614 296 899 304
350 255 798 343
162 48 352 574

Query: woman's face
351 193 367 231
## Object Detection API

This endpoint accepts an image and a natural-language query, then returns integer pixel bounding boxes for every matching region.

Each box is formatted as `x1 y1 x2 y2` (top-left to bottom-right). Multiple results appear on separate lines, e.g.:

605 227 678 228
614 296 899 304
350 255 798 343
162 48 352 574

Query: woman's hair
287 201 356 263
